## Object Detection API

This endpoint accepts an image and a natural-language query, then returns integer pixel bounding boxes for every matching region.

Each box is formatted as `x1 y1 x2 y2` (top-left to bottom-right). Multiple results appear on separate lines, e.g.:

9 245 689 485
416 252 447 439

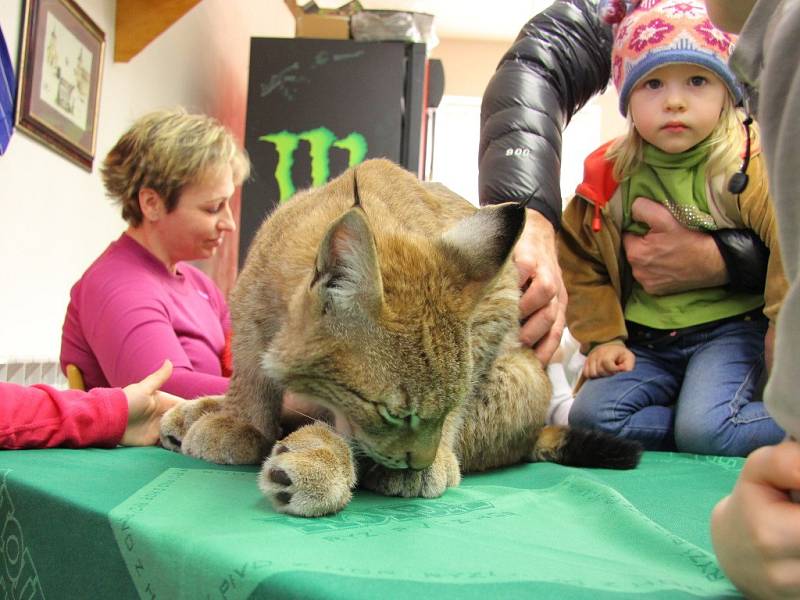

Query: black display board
240 38 425 265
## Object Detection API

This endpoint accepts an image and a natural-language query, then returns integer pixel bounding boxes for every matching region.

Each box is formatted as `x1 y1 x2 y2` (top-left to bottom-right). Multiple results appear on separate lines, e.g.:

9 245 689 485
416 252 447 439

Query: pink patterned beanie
600 0 741 115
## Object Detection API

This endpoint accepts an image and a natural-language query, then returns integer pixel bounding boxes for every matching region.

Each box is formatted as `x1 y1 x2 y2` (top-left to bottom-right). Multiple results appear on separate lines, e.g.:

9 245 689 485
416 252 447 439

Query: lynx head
263 172 523 471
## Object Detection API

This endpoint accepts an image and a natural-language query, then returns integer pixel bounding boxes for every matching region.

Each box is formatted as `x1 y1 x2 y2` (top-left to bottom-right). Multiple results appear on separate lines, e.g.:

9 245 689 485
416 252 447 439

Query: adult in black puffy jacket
478 0 768 364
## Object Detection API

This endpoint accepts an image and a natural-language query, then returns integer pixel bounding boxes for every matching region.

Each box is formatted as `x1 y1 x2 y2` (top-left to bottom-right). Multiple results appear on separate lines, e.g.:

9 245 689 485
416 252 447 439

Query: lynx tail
532 425 643 470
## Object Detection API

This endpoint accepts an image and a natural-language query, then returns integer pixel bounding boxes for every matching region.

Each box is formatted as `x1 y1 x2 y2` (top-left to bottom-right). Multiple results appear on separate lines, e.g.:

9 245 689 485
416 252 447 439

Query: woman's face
158 163 236 264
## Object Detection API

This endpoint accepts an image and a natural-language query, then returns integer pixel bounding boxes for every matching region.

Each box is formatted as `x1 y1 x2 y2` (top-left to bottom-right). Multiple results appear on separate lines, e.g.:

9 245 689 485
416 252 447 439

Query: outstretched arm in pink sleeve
0 383 127 449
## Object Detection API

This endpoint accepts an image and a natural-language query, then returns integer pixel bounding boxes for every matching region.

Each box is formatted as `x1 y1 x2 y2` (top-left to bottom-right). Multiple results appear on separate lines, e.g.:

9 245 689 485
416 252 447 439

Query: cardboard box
284 0 351 39
295 13 351 39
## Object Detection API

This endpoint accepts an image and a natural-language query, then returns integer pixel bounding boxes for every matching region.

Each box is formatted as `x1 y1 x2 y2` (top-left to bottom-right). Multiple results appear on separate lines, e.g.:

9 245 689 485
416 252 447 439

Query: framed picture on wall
15 0 104 171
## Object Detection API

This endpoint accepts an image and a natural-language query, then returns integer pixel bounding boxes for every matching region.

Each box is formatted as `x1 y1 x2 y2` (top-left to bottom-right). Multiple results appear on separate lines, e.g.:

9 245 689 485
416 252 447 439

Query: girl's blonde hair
606 93 746 183
102 108 251 226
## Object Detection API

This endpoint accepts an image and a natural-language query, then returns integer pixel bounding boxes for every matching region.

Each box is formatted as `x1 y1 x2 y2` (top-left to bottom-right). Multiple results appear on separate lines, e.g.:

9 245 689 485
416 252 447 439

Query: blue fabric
0 25 15 154
570 318 785 456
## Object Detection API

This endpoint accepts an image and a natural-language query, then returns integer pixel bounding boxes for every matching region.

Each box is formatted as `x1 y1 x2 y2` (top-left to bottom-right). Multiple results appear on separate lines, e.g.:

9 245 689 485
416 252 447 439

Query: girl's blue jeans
569 317 785 456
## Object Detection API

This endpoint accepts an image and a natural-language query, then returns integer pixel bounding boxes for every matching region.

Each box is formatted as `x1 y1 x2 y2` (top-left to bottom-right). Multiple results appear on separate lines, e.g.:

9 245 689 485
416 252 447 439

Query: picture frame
15 0 104 171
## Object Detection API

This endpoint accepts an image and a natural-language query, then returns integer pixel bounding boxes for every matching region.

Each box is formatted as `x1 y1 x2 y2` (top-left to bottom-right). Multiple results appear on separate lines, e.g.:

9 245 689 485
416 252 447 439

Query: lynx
161 159 641 517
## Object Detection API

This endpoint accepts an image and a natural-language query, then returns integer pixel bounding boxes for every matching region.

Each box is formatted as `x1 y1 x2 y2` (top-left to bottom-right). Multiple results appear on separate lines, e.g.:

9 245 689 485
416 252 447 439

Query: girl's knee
567 398 596 429
674 425 720 455
674 422 763 457
568 395 620 435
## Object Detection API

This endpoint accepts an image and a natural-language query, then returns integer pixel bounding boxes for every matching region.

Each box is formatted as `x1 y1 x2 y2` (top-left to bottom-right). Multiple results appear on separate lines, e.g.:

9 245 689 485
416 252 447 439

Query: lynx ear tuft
312 208 384 317
440 202 525 282
352 170 362 208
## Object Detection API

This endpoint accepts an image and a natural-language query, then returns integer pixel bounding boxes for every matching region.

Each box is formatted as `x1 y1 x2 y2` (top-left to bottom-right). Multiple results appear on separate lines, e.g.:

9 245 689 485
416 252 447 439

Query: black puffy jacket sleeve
477 0 767 294
478 0 612 230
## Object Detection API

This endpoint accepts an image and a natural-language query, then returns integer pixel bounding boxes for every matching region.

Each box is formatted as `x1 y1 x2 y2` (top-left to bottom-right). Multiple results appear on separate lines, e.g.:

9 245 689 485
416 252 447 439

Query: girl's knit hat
600 0 742 115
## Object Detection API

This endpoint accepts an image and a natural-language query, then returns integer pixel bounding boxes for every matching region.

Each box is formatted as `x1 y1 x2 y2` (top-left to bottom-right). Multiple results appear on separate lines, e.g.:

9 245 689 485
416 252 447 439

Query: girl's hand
121 360 185 446
583 343 635 378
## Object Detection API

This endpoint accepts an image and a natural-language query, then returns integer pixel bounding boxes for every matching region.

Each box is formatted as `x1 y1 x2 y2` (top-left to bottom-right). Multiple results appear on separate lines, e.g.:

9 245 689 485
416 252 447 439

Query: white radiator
0 360 68 389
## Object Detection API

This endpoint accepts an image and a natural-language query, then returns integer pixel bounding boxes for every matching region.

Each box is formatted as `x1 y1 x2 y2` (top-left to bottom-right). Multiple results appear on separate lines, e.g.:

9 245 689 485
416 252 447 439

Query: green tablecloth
0 448 743 599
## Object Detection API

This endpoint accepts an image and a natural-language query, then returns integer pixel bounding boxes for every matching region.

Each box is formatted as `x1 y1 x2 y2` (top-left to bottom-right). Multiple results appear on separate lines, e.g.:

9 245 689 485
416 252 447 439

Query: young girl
559 0 788 456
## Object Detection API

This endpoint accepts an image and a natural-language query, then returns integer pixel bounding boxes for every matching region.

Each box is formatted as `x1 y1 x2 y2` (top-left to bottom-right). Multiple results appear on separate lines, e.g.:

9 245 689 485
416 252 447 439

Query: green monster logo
259 127 368 202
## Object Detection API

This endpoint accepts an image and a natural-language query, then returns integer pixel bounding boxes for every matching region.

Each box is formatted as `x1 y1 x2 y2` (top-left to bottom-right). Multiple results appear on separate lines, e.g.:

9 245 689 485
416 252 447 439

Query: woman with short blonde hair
61 108 250 398
102 108 250 225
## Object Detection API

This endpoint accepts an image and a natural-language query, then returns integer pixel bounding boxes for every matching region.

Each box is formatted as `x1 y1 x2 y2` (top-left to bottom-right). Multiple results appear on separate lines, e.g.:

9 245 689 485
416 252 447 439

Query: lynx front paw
258 423 356 517
160 396 269 465
361 446 461 498
160 396 226 452
183 413 270 464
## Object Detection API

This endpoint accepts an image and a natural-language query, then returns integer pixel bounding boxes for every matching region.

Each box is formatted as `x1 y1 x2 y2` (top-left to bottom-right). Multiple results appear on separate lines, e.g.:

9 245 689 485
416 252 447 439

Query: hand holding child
624 198 727 295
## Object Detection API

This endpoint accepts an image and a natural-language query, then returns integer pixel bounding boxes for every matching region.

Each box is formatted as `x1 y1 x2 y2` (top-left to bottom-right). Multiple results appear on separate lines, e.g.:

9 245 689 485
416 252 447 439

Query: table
0 447 743 599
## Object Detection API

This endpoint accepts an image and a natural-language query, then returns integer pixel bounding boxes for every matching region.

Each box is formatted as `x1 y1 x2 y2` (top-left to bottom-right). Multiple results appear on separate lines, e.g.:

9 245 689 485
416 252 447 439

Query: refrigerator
239 37 437 266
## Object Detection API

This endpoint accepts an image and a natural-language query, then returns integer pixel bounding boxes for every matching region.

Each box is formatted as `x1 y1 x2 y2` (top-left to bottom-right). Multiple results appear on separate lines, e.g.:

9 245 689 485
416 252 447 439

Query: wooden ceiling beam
114 0 203 62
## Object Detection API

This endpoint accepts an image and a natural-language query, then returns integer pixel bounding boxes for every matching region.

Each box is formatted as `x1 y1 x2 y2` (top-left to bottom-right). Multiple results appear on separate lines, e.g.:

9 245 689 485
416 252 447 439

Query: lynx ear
312 208 384 317
440 202 525 282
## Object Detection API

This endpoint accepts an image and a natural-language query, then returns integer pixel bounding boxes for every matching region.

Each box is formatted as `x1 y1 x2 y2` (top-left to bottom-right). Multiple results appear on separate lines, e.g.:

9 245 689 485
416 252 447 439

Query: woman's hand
711 439 800 599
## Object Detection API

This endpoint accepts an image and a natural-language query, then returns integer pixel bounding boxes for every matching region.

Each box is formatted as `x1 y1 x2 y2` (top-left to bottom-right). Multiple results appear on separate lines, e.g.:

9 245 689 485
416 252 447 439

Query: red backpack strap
574 140 619 232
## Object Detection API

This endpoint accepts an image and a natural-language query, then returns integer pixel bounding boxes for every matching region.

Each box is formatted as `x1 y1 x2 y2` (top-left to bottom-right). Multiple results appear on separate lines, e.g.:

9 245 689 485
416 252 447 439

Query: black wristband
710 228 769 294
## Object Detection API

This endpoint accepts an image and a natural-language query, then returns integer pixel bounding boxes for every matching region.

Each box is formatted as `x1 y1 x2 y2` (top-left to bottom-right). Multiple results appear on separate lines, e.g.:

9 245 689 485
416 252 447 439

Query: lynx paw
160 396 269 465
183 413 270 464
160 396 226 452
259 423 356 517
361 446 461 498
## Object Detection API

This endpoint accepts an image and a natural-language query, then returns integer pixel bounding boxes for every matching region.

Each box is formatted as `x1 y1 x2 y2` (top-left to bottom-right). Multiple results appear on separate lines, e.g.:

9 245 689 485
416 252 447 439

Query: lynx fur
160 159 640 517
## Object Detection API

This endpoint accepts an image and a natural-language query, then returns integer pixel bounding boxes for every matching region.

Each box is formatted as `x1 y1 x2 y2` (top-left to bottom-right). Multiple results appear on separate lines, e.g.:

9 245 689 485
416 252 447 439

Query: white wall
430 96 482 204
430 27 626 208
0 0 294 362
431 94 616 209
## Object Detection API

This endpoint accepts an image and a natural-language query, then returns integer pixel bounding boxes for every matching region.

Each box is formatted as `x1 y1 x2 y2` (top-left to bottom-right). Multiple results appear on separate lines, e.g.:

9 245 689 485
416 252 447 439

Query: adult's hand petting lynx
160 159 642 517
